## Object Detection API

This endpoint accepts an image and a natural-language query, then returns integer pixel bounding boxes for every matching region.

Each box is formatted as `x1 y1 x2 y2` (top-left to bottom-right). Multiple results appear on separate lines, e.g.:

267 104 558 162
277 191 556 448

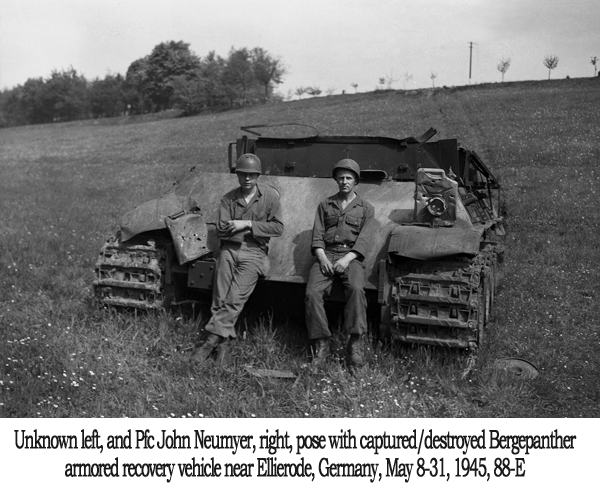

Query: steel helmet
236 153 262 174
332 158 360 183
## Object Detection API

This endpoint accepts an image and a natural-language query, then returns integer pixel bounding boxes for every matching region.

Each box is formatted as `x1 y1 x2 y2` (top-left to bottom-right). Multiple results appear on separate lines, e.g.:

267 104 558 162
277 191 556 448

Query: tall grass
1 78 599 417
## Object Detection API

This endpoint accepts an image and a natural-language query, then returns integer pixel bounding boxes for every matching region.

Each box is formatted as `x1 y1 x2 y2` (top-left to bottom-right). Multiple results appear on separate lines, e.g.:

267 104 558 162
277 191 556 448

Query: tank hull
94 127 505 349
115 173 478 288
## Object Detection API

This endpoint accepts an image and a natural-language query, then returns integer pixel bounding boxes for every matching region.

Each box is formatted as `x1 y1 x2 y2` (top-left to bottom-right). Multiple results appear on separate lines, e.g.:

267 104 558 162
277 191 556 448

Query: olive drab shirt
216 183 284 250
310 193 375 260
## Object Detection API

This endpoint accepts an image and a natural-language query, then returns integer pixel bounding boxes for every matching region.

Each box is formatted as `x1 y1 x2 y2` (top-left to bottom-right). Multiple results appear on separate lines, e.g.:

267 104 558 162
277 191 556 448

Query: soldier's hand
225 220 250 233
333 257 350 274
319 258 335 276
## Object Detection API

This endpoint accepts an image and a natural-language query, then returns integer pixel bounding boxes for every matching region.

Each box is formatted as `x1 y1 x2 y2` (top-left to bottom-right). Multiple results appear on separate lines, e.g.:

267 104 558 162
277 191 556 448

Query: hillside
1 76 599 418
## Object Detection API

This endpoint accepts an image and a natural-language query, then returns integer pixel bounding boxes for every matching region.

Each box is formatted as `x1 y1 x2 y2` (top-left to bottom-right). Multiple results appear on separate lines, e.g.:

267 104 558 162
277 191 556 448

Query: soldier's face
335 171 357 194
237 172 259 191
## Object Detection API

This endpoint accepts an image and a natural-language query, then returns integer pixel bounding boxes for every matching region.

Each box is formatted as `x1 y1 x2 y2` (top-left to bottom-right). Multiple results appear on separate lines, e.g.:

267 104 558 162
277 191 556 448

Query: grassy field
1 77 599 418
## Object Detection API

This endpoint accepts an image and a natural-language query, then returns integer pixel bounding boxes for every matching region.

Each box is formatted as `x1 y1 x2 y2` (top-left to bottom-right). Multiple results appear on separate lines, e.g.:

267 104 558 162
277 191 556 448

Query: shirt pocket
345 214 362 234
251 208 267 222
324 214 339 229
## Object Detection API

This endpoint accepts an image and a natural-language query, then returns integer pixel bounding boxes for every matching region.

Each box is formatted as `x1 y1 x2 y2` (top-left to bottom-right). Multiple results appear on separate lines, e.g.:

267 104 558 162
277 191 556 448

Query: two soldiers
193 154 373 369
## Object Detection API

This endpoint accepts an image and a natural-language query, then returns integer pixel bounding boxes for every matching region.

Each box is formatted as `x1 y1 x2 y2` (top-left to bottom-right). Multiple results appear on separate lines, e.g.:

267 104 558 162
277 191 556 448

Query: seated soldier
304 158 374 368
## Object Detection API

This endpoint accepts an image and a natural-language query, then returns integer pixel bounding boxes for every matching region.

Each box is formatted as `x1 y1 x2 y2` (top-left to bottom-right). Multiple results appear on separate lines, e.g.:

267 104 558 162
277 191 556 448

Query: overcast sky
1 0 599 96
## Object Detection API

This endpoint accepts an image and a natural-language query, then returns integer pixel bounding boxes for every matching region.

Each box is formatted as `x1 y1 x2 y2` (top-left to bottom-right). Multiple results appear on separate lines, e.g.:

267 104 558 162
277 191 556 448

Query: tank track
93 236 167 310
387 242 502 349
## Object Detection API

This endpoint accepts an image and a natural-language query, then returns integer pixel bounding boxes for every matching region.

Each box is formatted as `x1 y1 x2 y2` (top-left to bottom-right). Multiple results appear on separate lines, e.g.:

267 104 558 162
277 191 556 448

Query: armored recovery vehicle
94 124 504 349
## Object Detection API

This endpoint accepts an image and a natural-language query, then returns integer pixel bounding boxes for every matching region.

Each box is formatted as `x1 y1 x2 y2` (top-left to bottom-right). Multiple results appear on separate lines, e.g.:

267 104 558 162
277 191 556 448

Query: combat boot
191 332 222 364
214 338 234 367
311 338 330 366
346 334 365 368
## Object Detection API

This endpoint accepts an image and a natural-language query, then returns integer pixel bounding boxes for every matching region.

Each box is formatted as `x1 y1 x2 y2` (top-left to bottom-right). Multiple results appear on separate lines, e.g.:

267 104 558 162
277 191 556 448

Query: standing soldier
192 153 284 365
305 159 374 368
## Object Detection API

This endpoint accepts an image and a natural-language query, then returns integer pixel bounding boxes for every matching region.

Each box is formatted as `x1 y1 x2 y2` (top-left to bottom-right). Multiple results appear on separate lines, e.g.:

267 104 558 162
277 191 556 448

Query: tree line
0 41 286 127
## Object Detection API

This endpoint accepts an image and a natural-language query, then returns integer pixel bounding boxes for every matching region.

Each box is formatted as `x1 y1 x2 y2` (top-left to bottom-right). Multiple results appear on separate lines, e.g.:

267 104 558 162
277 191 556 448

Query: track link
388 243 501 348
93 237 167 309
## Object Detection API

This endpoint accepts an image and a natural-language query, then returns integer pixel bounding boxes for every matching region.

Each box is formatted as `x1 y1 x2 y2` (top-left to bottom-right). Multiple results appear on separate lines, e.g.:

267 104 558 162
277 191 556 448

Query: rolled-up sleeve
310 203 327 255
216 193 236 240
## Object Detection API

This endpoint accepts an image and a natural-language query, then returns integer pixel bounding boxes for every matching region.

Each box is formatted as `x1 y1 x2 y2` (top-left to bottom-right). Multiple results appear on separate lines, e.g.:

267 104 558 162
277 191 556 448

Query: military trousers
203 241 269 339
304 251 368 340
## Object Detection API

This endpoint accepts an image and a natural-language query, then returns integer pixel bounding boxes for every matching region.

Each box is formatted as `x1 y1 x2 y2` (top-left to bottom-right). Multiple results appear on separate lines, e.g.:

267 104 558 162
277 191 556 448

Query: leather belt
223 238 263 249
242 236 261 246
326 243 354 253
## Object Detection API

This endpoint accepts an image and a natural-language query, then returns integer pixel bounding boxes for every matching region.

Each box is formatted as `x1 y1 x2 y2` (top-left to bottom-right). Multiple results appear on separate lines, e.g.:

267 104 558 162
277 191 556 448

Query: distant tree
305 86 322 97
403 72 413 89
350 82 358 93
497 58 511 82
171 50 230 114
199 51 227 107
146 41 201 110
1 42 286 125
170 74 207 115
125 41 201 112
591 56 598 77
4 74 82 125
124 56 152 113
430 71 438 88
88 73 126 118
15 77 49 123
0 88 17 126
325 87 336 96
1 85 24 126
222 47 257 105
269 91 285 103
295 86 306 99
251 47 286 102
43 68 89 121
377 71 398 90
543 55 559 80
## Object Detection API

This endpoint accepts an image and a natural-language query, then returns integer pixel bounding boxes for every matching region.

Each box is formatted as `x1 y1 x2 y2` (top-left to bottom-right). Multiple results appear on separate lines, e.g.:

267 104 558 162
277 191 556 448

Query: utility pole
468 41 474 84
